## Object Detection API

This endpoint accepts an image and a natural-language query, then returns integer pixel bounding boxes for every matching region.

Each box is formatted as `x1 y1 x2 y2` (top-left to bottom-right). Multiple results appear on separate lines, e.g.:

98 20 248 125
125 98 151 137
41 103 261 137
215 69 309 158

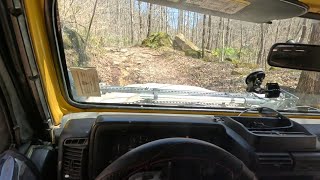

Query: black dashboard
57 113 320 180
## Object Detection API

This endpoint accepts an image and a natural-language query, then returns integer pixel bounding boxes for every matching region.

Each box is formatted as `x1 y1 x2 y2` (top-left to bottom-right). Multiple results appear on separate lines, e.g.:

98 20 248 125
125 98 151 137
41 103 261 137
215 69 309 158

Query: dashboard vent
257 153 293 170
63 138 88 180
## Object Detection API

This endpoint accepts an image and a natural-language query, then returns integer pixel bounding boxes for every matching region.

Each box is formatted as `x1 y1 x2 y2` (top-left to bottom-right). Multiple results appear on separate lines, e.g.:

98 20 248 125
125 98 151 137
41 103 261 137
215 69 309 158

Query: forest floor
83 46 301 93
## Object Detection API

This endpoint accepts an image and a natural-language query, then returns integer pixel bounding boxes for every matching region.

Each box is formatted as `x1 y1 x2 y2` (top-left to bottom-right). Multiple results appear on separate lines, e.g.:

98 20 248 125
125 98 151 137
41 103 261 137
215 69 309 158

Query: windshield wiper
284 106 320 112
101 85 260 98
99 85 291 109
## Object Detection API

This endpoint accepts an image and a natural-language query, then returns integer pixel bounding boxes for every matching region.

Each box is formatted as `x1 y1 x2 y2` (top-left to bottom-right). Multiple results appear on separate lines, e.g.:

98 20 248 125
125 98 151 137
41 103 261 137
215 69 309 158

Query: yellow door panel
301 0 320 13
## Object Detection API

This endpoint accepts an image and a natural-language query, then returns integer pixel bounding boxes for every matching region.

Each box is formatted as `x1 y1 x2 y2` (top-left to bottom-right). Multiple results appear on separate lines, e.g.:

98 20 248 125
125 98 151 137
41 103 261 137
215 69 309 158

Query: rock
231 70 242 75
113 61 121 65
141 32 172 48
120 48 128 53
225 58 233 62
173 33 201 58
269 66 277 71
185 49 201 59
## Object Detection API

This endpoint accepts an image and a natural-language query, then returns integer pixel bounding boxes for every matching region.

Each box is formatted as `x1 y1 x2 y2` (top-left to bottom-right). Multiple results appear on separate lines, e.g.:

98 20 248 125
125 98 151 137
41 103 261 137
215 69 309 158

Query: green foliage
230 59 240 65
141 32 173 48
212 47 240 60
211 47 259 69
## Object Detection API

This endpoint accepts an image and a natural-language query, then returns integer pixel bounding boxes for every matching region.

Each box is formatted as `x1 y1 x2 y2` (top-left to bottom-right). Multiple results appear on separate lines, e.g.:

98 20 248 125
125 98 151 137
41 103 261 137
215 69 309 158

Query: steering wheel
95 138 256 180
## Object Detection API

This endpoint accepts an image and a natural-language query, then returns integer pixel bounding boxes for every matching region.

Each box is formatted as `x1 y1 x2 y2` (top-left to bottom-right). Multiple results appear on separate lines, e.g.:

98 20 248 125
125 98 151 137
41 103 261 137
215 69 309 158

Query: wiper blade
284 106 320 112
101 86 257 98
100 86 276 108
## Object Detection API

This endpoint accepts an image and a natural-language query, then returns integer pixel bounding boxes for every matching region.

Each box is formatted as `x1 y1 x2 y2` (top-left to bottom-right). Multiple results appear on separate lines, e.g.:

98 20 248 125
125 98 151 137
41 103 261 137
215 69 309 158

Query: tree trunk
274 21 280 43
206 15 212 50
191 12 196 42
138 1 142 41
225 19 230 47
215 17 223 51
298 19 307 43
195 14 199 44
165 7 168 33
84 0 99 51
117 0 121 46
296 22 320 107
286 19 293 40
129 0 134 44
147 4 153 37
239 24 243 61
182 11 186 35
186 11 190 39
256 24 264 65
201 15 207 58
178 10 183 34
220 18 225 62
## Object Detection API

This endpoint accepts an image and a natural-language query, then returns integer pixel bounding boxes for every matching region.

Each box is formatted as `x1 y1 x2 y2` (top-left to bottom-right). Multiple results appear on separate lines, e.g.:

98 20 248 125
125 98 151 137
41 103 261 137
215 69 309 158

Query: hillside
74 46 302 93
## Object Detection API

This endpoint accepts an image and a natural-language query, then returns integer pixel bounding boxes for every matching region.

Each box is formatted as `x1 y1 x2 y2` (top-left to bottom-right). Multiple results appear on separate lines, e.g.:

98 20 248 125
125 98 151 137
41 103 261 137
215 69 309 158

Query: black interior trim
0 0 46 139
57 113 320 179
301 12 320 20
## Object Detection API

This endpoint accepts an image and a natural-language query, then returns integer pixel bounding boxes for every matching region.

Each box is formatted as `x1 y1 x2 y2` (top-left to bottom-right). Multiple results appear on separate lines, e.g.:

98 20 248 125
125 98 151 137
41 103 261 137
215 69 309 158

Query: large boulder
173 33 201 58
141 32 172 48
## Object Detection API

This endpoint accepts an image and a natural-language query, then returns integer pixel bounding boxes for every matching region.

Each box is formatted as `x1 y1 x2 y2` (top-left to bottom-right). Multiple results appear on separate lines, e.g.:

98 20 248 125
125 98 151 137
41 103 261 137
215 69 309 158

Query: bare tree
191 12 196 42
59 0 310 66
286 19 293 40
298 19 307 43
239 24 243 61
274 21 280 43
147 3 153 37
84 0 99 50
178 10 184 34
138 1 142 41
201 15 207 58
225 19 231 47
206 15 212 50
215 17 223 50
256 24 265 65
129 0 134 44
220 18 225 62
165 7 168 33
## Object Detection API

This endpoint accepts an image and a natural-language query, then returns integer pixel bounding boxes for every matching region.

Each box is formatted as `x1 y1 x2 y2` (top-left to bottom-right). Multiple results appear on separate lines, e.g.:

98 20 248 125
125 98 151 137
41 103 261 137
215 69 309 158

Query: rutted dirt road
81 47 301 92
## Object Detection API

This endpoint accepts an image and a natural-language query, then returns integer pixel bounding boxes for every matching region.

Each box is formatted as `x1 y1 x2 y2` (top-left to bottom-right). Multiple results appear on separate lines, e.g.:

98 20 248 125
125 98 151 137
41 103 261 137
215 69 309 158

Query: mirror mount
245 71 265 94
245 71 281 98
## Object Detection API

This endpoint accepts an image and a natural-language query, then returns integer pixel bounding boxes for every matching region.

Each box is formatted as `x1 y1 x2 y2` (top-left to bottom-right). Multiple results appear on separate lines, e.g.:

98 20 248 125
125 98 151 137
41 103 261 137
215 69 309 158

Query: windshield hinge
9 7 22 17
43 118 56 144
28 74 40 81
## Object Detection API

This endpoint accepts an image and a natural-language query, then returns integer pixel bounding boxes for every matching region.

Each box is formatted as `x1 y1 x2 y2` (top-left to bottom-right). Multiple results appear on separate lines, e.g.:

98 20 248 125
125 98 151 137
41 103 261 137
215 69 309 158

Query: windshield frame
49 0 320 116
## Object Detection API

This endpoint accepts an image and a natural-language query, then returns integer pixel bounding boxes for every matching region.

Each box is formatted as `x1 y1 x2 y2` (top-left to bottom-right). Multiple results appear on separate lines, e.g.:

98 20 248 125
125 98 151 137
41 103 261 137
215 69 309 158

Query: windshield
57 0 320 112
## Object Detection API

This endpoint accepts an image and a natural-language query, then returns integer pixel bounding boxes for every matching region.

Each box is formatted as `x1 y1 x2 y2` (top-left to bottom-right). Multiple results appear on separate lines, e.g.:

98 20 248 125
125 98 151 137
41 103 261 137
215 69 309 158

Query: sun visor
140 0 308 23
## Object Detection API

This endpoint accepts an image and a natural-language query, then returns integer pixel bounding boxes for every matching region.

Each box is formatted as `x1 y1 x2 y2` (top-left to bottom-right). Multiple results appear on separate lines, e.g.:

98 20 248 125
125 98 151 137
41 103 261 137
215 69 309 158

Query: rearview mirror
267 43 320 72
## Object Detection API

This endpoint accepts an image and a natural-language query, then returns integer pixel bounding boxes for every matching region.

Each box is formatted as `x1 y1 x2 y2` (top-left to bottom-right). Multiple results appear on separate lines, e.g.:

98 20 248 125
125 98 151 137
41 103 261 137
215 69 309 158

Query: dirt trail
88 47 300 92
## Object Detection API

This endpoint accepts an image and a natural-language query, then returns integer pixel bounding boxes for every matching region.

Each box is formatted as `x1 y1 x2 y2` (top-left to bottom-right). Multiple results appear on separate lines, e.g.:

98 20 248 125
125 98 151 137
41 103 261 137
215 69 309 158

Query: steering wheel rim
95 138 256 180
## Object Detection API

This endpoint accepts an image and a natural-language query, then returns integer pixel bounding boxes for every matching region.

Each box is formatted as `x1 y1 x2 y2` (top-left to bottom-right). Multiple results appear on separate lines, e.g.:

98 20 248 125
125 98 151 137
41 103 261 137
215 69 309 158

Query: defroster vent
257 153 293 170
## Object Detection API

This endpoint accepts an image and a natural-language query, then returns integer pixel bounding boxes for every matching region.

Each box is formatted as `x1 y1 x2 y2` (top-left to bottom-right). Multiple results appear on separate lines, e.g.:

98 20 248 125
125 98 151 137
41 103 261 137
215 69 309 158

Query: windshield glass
57 0 320 112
